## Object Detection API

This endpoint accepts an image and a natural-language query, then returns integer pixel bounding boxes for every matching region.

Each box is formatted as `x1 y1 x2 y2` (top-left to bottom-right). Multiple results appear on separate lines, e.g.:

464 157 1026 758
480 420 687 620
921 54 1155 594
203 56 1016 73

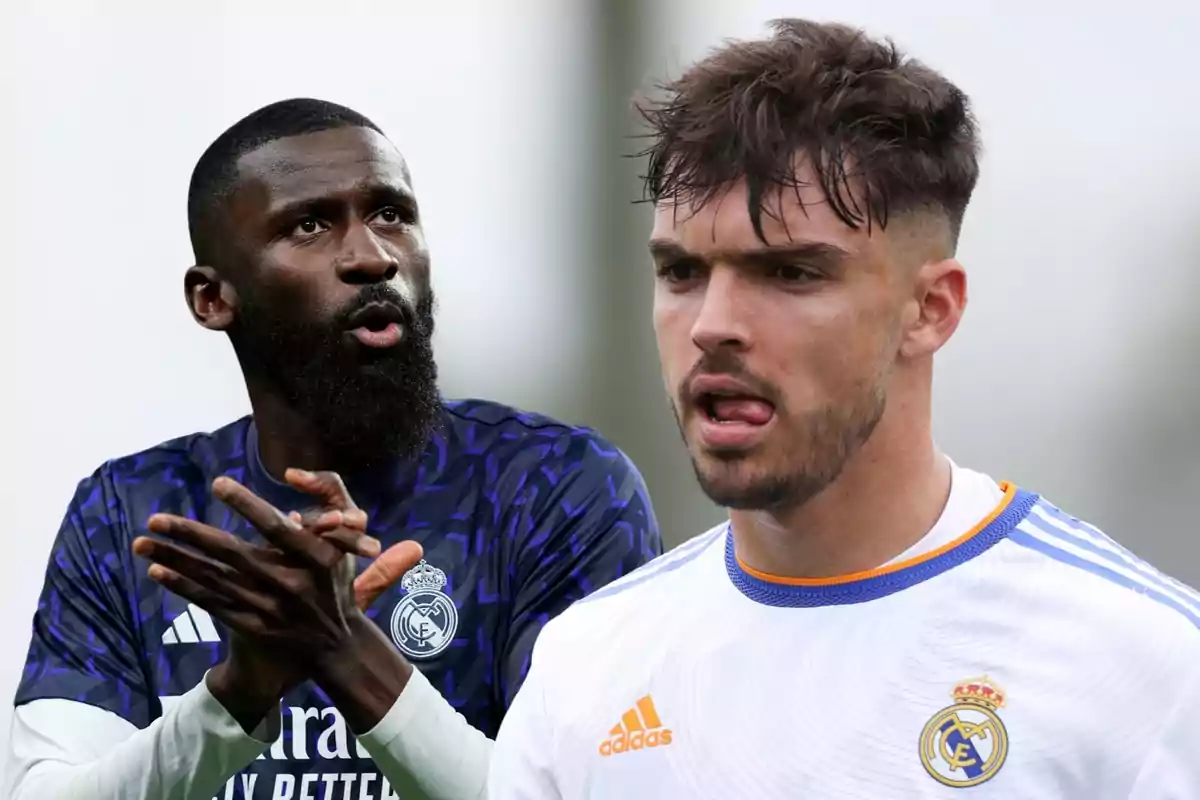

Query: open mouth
347 302 405 331
697 391 776 426
346 302 406 348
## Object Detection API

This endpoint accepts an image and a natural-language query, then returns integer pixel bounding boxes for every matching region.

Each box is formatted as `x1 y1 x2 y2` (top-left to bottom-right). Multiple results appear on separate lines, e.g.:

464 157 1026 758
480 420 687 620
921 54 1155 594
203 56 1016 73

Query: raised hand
281 469 416 611
132 472 422 730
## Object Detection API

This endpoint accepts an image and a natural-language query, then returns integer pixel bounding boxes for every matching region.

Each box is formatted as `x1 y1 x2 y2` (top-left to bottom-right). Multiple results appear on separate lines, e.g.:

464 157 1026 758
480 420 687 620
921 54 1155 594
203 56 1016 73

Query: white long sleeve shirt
7 667 492 800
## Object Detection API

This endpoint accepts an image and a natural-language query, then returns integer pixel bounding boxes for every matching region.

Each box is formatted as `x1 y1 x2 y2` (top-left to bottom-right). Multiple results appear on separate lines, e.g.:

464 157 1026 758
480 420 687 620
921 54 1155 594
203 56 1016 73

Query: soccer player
7 99 661 800
487 19 1200 799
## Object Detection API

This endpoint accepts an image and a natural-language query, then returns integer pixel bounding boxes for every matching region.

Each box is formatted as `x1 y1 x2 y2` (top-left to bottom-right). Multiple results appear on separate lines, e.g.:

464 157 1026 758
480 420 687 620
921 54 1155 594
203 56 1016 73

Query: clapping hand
132 470 422 729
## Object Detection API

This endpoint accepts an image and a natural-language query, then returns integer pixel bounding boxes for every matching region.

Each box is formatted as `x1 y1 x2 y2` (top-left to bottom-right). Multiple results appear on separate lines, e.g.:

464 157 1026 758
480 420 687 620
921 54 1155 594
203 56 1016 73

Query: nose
690 267 753 354
334 223 398 285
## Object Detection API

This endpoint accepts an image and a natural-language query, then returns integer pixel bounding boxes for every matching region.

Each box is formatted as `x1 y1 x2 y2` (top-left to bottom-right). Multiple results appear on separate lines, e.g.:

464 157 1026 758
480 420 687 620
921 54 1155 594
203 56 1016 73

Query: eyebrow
647 239 852 268
266 182 418 222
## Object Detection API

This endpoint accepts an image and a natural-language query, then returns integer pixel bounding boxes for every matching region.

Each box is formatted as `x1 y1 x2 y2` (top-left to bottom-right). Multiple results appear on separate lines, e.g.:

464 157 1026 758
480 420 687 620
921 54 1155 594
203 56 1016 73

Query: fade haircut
187 98 384 266
637 19 981 249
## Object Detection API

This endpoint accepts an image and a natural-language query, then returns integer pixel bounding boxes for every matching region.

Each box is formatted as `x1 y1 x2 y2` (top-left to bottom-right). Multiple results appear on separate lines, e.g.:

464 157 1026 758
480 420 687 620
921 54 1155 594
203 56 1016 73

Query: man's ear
898 258 967 360
185 265 238 331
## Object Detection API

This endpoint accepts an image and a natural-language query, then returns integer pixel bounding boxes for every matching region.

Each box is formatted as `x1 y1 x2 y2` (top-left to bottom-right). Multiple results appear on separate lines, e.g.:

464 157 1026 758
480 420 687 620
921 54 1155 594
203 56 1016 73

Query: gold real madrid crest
919 676 1009 788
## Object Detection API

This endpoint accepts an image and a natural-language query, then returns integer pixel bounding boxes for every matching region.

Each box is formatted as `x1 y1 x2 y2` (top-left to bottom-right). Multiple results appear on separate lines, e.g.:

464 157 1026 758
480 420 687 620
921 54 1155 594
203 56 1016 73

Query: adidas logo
161 604 221 644
598 695 673 757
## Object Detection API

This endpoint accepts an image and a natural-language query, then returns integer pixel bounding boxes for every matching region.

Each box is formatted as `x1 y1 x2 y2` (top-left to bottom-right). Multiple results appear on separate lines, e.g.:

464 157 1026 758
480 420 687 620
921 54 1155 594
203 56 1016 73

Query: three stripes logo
598 695 673 757
161 604 221 644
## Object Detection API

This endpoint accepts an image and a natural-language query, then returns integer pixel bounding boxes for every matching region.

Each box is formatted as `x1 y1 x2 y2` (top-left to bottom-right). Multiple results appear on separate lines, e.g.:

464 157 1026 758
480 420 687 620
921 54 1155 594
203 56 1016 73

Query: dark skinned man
7 98 661 800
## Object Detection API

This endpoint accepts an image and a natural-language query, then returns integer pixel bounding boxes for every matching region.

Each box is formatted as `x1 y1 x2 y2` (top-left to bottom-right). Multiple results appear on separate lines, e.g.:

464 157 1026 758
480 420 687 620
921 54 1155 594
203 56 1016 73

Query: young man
487 19 1200 799
7 99 661 800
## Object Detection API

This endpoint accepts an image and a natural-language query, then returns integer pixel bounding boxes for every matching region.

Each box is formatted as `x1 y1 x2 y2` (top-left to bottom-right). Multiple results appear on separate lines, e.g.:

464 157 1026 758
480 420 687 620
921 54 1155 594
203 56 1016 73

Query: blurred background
2 0 1199 762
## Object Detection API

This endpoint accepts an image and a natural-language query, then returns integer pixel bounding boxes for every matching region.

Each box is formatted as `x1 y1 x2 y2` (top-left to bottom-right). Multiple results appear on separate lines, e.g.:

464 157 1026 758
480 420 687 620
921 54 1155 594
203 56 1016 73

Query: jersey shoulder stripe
576 524 725 606
1032 499 1200 604
1009 498 1200 629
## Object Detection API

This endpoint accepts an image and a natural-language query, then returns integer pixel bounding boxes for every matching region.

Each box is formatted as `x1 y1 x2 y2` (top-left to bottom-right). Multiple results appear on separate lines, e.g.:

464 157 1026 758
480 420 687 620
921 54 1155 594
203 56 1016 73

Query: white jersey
488 463 1200 799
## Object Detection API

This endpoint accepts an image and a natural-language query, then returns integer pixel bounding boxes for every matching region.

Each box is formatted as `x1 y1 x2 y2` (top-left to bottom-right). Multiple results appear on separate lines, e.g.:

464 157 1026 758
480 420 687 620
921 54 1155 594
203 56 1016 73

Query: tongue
712 397 774 425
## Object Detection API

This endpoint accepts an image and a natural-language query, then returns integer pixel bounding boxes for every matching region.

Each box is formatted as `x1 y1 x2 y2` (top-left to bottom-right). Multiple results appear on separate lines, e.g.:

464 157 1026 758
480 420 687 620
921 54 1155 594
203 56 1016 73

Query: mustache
677 351 780 406
332 283 431 335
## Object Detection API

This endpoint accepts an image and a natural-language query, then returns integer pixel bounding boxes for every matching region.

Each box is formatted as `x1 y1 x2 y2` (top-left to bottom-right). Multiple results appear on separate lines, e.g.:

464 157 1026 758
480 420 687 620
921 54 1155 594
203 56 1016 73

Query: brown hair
637 19 981 247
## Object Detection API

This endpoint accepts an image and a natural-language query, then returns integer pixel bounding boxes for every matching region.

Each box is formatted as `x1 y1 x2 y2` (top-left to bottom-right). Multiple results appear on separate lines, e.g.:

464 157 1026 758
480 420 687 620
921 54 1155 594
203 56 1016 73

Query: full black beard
231 283 442 472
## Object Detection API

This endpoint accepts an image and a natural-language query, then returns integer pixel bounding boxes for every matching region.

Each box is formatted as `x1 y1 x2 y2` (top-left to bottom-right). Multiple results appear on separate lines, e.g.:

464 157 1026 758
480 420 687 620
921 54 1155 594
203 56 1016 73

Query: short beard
672 343 888 512
685 385 886 512
231 283 442 472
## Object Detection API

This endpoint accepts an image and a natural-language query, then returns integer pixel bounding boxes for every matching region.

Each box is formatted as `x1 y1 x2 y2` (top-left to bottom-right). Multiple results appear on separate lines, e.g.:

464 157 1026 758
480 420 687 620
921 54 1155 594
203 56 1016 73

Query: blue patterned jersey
14 399 662 800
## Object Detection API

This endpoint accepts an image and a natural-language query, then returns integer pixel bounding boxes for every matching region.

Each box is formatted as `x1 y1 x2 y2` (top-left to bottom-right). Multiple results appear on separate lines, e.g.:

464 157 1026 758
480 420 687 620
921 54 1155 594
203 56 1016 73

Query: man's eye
373 206 413 226
292 218 329 237
774 264 814 282
657 262 700 283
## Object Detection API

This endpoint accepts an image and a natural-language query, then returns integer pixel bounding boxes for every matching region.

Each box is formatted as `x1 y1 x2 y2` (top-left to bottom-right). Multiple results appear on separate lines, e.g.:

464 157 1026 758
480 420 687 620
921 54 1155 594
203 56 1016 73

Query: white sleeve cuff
356 667 492 800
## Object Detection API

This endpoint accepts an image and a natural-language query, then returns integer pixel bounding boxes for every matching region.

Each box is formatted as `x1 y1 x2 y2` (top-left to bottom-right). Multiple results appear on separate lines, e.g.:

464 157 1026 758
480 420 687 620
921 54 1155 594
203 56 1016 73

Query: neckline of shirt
723 469 1038 608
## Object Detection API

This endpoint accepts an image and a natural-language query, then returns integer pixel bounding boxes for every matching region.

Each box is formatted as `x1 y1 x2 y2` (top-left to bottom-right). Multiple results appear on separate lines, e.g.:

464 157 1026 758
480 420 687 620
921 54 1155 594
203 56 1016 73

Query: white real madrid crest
389 559 459 659
919 676 1009 788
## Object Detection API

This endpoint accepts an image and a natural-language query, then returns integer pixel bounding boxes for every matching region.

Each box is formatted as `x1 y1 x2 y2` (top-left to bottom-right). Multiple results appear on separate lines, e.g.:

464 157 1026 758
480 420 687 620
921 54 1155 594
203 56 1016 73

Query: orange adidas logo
598 695 673 757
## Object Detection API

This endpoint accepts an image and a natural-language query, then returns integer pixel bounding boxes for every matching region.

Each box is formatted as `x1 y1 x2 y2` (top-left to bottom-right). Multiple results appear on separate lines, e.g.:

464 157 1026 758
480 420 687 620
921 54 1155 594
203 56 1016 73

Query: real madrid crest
919 676 1009 788
389 559 459 660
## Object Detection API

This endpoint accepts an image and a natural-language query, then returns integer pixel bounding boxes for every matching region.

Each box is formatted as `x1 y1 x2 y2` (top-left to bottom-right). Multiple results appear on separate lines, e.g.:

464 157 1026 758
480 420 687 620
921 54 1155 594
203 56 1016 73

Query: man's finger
146 565 275 640
293 507 369 532
134 537 284 617
133 535 238 582
145 514 271 580
284 469 358 511
304 510 377 555
320 527 382 558
213 476 340 567
354 541 424 610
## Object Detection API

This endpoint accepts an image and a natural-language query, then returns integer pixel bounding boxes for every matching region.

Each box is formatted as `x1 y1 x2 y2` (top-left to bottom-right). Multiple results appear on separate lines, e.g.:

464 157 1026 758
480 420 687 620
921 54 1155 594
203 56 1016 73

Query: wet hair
637 18 981 247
